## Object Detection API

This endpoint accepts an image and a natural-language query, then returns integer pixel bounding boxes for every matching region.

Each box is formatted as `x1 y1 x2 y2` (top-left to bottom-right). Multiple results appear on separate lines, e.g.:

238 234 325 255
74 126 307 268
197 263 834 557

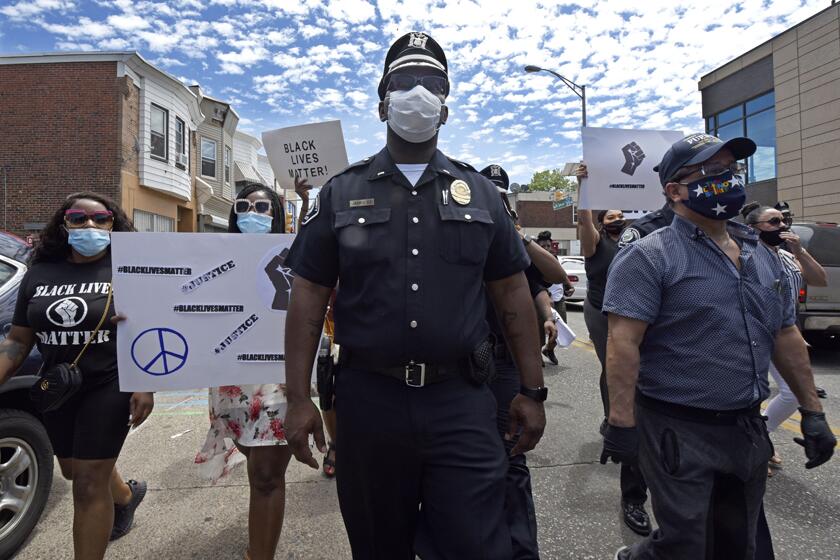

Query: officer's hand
794 408 836 469
507 394 546 456
285 399 327 469
600 424 638 465
544 320 558 346
563 284 575 298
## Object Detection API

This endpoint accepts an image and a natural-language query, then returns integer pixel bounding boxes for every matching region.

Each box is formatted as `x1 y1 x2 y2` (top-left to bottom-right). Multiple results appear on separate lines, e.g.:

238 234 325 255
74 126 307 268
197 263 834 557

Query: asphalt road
17 307 840 559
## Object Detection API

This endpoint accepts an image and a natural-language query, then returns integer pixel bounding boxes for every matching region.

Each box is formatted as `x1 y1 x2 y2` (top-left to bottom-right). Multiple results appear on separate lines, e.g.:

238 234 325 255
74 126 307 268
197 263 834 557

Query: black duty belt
340 352 466 387
636 391 762 425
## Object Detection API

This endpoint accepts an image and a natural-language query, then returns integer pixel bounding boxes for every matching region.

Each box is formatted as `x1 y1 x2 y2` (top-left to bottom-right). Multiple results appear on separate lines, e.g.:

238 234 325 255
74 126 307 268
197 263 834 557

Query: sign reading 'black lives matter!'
111 232 316 392
262 120 350 189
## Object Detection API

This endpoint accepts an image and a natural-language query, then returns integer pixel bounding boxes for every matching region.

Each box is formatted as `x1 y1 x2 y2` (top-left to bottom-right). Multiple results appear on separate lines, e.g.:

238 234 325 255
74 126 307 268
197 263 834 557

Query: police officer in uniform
283 33 547 560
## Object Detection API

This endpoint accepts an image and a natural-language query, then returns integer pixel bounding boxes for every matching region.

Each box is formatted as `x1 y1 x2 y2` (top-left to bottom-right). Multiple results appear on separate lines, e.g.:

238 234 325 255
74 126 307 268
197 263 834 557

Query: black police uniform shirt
285 147 531 366
618 203 675 248
13 254 117 385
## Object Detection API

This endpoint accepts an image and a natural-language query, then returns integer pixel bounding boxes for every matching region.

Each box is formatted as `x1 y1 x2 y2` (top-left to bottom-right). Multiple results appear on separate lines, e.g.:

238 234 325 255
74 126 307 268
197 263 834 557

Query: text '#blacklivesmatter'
173 304 245 313
117 265 192 275
236 353 285 362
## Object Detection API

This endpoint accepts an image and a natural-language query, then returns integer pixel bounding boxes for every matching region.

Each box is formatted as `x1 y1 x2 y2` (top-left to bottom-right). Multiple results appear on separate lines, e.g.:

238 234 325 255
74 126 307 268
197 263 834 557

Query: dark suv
0 232 53 558
791 223 840 349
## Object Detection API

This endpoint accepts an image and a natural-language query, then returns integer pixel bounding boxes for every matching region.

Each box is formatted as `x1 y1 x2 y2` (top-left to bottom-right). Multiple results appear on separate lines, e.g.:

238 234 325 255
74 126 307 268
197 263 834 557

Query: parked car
558 256 587 304
790 222 840 349
0 232 52 558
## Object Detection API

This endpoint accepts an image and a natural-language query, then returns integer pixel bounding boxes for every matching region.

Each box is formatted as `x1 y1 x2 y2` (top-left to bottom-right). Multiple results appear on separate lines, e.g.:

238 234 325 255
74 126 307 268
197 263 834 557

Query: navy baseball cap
479 164 509 192
378 32 449 100
653 133 756 186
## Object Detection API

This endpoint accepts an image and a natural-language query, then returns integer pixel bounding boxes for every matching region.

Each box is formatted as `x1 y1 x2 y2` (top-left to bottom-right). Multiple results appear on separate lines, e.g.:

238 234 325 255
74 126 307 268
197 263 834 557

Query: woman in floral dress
195 181 302 560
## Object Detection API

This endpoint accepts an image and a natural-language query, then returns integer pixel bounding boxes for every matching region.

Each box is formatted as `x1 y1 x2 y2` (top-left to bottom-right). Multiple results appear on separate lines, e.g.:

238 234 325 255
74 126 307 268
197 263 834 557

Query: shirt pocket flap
437 205 493 225
335 208 391 228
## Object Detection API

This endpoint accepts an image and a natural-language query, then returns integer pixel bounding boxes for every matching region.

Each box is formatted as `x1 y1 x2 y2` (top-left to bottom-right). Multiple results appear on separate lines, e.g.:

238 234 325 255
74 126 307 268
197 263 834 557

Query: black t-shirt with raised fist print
13 255 117 385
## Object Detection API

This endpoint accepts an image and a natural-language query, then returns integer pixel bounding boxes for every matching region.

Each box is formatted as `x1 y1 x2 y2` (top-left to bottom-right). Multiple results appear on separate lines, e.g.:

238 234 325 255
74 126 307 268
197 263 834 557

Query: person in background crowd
536 230 574 325
575 166 651 536
604 133 835 560
480 163 558 558
0 192 152 559
195 180 303 560
283 32 547 559
742 202 828 474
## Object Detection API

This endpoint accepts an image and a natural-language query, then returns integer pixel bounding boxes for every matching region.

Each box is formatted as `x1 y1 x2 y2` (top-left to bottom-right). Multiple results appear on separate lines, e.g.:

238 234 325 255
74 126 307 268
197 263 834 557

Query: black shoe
816 386 828 399
110 480 147 541
542 346 558 365
599 418 608 436
614 546 632 560
622 501 652 536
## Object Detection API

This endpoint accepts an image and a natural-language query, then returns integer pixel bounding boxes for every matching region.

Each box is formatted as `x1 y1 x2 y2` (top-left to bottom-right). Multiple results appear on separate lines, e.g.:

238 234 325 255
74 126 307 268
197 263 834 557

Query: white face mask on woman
386 85 444 143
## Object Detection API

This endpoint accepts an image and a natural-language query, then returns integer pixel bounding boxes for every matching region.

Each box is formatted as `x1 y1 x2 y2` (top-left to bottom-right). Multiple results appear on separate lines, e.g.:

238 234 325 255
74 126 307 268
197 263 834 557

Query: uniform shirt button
465 214 471 220
412 217 419 224
411 190 418 196
410 320 418 329
752 340 757 347
358 217 366 224
411 283 419 291
412 249 419 256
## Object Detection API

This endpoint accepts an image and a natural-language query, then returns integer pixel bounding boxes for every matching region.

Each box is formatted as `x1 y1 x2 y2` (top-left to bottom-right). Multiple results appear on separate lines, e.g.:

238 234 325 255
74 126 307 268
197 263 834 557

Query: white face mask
386 85 444 143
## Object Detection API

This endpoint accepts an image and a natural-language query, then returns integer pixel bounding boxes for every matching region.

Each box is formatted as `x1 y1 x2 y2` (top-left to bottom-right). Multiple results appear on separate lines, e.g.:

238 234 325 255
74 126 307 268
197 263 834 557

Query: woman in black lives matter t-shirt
0 192 153 557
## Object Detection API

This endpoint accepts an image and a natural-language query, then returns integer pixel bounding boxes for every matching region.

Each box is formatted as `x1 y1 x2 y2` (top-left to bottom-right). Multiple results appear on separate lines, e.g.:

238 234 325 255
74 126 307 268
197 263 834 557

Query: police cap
378 32 449 100
479 164 509 192
653 133 756 186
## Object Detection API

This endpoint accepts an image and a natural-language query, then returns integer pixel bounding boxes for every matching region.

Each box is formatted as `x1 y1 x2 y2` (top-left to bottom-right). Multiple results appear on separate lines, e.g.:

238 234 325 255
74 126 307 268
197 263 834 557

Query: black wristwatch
520 385 548 402
522 235 533 246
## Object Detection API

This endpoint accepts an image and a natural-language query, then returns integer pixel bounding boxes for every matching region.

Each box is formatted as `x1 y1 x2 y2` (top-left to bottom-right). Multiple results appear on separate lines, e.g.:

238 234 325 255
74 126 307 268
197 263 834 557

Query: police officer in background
283 33 547 560
617 203 674 248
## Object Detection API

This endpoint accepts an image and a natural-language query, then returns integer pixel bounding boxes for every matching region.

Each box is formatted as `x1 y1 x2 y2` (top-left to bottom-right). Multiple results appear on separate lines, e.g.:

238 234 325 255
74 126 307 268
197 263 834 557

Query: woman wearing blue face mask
195 181 300 560
0 192 152 558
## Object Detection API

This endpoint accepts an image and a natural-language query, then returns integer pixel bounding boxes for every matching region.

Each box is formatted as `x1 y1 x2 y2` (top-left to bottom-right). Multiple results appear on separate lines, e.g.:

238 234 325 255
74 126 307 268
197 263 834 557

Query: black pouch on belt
464 340 496 386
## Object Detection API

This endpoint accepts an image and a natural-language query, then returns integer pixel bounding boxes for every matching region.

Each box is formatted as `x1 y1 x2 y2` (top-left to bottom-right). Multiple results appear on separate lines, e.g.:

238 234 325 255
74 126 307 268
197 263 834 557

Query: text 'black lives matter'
214 314 259 354
181 260 236 294
236 353 285 362
285 139 328 179
116 265 192 276
173 304 245 313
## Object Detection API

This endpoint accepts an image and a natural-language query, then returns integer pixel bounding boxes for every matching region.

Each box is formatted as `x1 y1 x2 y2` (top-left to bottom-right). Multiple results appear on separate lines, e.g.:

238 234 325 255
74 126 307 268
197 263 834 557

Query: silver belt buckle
405 361 426 387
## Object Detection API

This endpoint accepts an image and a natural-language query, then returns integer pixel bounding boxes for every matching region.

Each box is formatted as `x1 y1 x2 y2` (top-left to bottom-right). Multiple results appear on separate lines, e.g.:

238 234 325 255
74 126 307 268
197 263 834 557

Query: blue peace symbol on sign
131 328 189 376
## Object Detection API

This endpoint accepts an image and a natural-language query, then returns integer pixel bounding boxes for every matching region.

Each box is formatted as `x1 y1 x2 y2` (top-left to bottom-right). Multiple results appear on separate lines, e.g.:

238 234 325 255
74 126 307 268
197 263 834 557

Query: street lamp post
524 65 586 127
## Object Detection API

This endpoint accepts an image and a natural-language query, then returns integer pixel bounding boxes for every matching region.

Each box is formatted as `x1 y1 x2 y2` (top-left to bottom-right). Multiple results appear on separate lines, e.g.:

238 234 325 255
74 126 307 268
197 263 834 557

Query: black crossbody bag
29 287 113 413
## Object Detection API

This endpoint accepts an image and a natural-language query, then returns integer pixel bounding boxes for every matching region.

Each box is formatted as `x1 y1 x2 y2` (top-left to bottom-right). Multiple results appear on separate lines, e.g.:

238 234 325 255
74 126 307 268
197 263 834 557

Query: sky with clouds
0 0 829 184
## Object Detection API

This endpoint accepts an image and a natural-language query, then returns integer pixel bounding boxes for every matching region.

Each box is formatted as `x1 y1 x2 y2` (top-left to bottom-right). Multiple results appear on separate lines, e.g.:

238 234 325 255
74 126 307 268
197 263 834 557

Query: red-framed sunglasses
64 209 114 229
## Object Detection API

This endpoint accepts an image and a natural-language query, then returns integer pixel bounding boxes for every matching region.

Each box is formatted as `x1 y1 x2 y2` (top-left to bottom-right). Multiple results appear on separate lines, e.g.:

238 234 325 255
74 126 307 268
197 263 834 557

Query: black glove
600 424 639 465
794 408 836 469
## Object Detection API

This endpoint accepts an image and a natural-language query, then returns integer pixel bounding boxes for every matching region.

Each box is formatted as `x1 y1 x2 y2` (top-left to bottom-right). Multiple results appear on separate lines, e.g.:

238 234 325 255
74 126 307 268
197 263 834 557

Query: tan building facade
699 3 840 223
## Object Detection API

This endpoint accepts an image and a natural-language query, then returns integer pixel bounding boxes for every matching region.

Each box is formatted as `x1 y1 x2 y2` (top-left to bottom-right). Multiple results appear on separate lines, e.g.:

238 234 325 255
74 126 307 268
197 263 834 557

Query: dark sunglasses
754 217 785 226
386 73 448 96
64 209 114 229
234 199 272 215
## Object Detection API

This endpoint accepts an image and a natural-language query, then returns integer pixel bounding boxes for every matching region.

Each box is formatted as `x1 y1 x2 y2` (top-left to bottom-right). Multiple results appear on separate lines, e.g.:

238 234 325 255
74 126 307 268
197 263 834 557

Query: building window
133 210 175 232
224 145 232 183
706 91 775 183
175 117 186 168
572 204 578 224
150 104 168 161
201 138 217 178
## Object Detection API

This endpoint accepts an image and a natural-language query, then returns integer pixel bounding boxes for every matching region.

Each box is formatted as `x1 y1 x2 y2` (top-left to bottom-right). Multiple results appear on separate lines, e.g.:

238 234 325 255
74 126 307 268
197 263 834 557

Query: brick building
0 52 203 235
509 191 578 254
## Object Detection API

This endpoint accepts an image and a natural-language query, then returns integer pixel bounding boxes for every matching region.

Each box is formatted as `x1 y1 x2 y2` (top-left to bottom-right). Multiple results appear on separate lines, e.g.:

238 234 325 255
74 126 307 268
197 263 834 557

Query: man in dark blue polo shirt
282 33 547 560
600 133 836 559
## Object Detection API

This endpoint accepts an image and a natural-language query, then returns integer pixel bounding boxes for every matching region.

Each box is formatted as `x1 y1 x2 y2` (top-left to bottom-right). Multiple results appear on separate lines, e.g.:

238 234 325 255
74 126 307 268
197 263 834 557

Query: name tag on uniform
349 198 375 208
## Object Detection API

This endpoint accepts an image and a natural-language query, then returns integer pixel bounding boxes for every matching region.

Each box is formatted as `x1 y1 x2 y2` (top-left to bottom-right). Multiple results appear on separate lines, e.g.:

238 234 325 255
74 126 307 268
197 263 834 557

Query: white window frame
150 104 168 161
175 117 186 168
201 137 217 178
133 210 176 232
224 145 232 184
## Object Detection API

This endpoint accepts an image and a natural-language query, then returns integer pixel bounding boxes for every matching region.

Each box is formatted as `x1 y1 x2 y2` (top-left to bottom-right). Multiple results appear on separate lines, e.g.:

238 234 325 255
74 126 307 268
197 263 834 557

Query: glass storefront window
717 120 743 141
746 91 774 115
717 105 743 126
746 108 776 183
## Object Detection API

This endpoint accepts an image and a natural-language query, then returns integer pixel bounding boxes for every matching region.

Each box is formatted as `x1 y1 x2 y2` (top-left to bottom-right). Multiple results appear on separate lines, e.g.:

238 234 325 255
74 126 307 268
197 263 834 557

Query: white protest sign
262 120 349 189
579 127 682 211
111 232 310 392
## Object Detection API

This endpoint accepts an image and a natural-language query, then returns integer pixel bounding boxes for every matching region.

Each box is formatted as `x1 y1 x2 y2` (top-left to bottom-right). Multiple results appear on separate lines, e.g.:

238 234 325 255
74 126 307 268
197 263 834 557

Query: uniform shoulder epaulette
335 156 375 176
445 155 477 172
